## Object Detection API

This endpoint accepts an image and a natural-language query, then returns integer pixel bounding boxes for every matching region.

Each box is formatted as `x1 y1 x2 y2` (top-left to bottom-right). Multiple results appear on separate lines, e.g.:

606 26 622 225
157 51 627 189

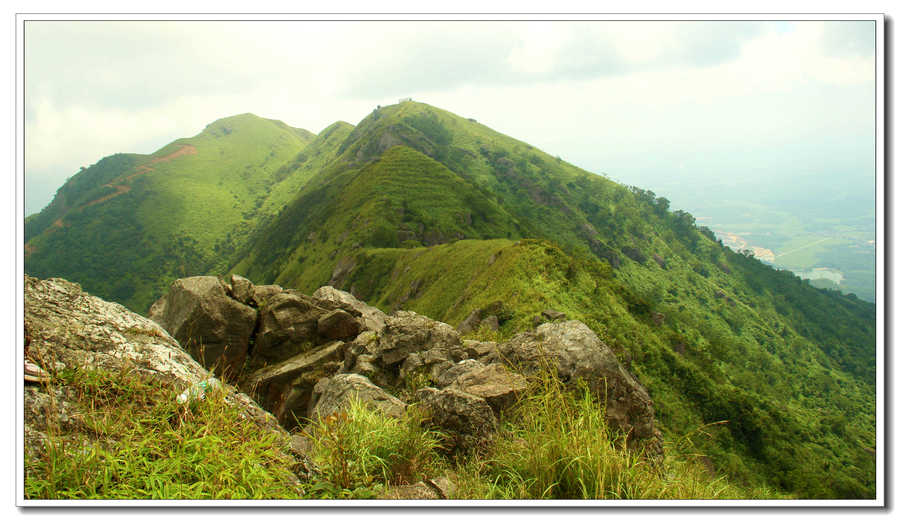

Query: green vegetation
25 101 877 499
27 365 775 501
336 238 875 498
24 367 303 500
302 399 444 497
26 114 316 311
454 372 782 499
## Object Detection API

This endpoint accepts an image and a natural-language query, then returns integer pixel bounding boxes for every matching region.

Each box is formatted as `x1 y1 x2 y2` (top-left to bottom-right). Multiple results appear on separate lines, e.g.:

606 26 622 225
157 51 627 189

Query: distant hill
24 101 877 498
25 113 315 309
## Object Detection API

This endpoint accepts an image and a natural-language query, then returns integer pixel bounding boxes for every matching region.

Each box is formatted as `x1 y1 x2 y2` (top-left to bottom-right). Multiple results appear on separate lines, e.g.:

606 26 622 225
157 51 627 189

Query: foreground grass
24 367 303 500
451 373 785 500
300 399 445 499
24 366 782 500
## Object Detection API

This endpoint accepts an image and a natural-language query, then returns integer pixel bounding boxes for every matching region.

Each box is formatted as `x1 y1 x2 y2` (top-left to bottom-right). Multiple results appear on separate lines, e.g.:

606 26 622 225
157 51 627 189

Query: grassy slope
229 102 875 498
232 143 524 292
25 114 315 312
25 367 303 499
340 237 875 498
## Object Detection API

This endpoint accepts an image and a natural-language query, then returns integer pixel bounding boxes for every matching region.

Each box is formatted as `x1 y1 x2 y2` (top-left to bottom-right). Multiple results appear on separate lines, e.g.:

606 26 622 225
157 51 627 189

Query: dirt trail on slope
81 144 197 209
27 145 198 255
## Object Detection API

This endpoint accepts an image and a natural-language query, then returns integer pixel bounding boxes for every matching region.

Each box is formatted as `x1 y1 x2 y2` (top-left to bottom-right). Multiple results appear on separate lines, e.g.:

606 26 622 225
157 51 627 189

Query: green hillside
330 238 875 497
229 102 875 498
25 114 316 311
24 101 877 499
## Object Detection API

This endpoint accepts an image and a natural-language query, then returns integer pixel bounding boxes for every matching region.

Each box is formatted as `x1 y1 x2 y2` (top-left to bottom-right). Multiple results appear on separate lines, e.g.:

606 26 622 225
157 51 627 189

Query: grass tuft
303 398 445 496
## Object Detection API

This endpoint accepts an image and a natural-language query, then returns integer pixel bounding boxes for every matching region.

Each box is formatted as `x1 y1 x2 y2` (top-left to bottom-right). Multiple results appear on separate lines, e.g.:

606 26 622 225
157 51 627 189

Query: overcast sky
24 18 876 216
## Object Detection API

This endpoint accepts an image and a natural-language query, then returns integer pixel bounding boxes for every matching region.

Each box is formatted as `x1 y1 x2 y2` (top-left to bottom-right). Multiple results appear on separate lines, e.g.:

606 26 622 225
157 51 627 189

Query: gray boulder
147 276 257 377
251 284 284 307
499 320 662 455
432 359 486 388
308 373 407 421
312 285 387 334
228 274 256 306
377 311 463 366
317 309 362 341
415 387 497 453
462 339 498 360
449 363 528 416
341 330 393 387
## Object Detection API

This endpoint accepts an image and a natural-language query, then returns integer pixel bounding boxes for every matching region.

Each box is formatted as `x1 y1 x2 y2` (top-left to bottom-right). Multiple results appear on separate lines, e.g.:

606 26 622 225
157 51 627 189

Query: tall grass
453 371 778 500
24 367 303 500
303 398 445 497
24 365 782 501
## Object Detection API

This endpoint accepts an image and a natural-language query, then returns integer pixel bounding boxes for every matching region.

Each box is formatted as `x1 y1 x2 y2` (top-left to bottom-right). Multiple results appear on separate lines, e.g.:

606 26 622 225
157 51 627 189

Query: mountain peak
199 113 314 141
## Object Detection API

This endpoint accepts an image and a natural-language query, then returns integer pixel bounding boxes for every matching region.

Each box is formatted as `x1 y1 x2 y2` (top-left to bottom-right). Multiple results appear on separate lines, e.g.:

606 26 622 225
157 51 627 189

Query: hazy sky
24 18 876 216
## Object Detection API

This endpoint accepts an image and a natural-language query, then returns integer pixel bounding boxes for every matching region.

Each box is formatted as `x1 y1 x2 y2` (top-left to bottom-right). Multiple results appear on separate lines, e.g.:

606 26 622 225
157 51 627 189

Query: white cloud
24 19 876 215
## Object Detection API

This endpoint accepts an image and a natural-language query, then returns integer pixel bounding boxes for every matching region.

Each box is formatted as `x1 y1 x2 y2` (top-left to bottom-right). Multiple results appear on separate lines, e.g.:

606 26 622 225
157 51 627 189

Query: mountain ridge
24 100 877 498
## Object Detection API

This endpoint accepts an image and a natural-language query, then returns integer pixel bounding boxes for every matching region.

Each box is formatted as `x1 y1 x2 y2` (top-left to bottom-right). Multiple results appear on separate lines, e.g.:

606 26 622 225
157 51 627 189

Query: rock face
28 276 205 386
23 275 298 475
449 363 528 416
317 309 362 341
497 320 662 454
147 276 256 377
252 292 330 367
377 311 463 366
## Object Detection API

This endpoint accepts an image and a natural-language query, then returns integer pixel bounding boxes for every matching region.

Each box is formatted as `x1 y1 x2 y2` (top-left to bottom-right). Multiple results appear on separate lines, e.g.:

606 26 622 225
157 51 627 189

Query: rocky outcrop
377 311 464 366
252 292 331 367
449 363 528 416
25 265 666 498
317 309 362 341
142 277 662 458
147 276 256 377
23 275 302 477
27 276 205 386
243 341 345 430
496 320 662 454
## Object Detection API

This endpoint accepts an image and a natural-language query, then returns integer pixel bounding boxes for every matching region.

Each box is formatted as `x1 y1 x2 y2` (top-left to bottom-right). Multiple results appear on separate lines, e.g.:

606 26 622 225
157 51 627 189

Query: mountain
24 101 877 499
25 113 316 309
